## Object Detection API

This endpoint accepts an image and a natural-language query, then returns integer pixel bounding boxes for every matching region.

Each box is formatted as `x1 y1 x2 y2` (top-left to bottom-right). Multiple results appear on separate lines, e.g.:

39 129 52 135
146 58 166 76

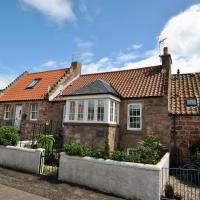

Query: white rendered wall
59 153 169 200
0 146 45 174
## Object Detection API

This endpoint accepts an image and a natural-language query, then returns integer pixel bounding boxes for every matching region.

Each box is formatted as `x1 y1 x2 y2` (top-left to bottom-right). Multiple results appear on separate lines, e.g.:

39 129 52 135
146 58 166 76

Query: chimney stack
160 47 172 95
70 61 82 75
160 47 172 74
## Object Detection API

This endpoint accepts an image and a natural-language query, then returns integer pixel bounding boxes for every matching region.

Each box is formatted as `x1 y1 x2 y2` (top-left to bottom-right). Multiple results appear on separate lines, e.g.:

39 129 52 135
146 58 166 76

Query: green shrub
110 151 134 162
37 134 55 154
190 140 200 167
63 136 165 165
64 143 91 157
91 149 108 159
130 136 165 164
0 126 19 146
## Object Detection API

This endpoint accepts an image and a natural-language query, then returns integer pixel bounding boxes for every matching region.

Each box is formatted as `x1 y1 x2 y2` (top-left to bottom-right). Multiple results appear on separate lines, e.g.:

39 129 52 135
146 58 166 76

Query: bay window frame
64 94 120 124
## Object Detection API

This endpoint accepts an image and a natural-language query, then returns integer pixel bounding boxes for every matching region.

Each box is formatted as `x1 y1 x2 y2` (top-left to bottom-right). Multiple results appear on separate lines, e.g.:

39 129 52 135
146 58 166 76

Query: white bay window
64 95 120 124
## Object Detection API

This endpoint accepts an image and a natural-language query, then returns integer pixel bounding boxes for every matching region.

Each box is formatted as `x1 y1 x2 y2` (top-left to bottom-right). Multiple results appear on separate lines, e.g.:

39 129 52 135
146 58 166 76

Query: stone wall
119 97 171 150
63 97 170 152
63 123 119 151
174 115 200 162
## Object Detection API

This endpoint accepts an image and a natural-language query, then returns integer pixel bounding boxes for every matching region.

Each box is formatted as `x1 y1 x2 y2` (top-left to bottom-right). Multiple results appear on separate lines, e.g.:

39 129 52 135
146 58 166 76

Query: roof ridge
172 72 200 76
29 67 69 75
81 65 162 76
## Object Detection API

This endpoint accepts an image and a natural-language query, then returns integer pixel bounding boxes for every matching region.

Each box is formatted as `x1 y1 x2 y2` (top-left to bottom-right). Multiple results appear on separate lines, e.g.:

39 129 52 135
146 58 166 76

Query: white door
14 105 22 129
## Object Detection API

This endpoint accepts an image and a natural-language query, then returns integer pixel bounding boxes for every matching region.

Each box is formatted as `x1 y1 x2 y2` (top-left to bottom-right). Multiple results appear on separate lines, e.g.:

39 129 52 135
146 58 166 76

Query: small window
4 105 11 120
127 103 142 130
30 104 38 121
77 100 84 121
69 101 75 120
186 97 197 107
97 100 104 121
26 78 41 89
88 100 95 121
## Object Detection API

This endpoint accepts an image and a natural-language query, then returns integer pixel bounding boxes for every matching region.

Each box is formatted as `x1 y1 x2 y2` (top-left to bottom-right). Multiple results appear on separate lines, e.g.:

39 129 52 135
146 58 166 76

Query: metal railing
161 167 200 200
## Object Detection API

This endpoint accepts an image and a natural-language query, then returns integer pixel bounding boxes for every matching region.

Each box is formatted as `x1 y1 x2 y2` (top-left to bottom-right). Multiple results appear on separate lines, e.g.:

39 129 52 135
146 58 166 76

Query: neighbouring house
61 47 172 152
0 62 81 140
169 71 200 164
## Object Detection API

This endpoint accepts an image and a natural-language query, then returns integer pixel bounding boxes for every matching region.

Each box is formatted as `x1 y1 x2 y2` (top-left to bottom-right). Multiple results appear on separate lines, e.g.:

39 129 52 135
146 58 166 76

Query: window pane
69 101 75 120
30 104 38 120
88 100 94 121
26 79 41 89
114 102 118 122
97 100 104 121
78 100 84 121
110 101 114 122
128 104 141 129
4 105 11 120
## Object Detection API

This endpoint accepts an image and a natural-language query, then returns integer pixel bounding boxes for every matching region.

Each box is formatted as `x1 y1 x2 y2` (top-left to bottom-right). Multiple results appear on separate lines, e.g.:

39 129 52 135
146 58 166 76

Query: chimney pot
163 47 168 55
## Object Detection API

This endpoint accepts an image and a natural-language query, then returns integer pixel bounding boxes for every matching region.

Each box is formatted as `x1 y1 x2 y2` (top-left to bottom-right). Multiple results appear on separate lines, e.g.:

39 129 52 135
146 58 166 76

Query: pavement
0 167 123 200
0 183 49 200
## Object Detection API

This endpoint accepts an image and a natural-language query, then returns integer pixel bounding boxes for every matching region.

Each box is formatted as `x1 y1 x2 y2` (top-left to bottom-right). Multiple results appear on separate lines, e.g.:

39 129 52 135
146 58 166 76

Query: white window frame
87 99 95 121
127 103 142 131
68 101 76 121
77 100 84 121
64 94 120 124
30 104 38 121
4 105 11 120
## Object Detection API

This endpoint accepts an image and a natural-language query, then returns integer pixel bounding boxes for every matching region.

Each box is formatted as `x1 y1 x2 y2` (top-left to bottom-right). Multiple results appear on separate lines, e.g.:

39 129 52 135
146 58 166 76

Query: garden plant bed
59 153 170 200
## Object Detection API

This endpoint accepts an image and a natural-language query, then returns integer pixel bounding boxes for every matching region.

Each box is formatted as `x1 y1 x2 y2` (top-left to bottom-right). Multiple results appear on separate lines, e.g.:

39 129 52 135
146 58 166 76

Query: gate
161 167 200 200
31 121 63 178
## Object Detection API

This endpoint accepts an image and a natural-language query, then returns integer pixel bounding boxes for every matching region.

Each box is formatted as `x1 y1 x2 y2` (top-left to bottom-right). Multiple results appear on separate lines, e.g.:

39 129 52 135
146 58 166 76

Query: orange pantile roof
170 73 200 115
0 68 69 101
61 65 165 98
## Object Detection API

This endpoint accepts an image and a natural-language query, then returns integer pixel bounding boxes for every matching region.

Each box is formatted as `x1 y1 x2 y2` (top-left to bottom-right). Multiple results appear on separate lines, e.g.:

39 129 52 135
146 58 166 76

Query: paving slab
0 183 49 200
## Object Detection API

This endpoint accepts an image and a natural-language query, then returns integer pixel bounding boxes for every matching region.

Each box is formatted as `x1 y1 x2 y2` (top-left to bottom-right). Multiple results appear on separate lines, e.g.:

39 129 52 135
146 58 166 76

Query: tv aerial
158 38 167 56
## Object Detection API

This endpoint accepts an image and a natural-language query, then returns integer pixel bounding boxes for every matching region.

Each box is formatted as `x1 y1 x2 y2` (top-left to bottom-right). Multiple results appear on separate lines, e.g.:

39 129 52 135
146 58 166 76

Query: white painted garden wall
59 152 169 200
0 146 45 174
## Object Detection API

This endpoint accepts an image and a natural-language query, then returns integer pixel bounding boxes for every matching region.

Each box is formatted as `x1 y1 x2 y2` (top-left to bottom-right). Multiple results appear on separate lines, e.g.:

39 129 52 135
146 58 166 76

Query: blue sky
0 0 200 88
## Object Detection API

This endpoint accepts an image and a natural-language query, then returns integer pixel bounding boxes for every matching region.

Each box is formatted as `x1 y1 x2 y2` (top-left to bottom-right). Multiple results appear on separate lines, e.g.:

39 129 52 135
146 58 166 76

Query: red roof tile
61 65 165 98
170 73 200 115
0 68 69 101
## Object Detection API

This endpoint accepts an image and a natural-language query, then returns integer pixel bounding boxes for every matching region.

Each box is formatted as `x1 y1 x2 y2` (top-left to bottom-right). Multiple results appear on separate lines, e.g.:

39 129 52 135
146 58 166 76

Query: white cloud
32 60 58 71
116 52 139 63
83 4 200 74
159 4 200 73
0 74 16 89
131 44 142 50
19 0 76 24
41 60 57 67
75 38 94 49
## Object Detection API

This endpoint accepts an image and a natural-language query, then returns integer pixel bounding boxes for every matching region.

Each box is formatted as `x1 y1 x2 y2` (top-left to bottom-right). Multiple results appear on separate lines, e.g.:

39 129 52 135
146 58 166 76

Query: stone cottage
169 71 200 164
61 47 172 152
0 62 81 139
